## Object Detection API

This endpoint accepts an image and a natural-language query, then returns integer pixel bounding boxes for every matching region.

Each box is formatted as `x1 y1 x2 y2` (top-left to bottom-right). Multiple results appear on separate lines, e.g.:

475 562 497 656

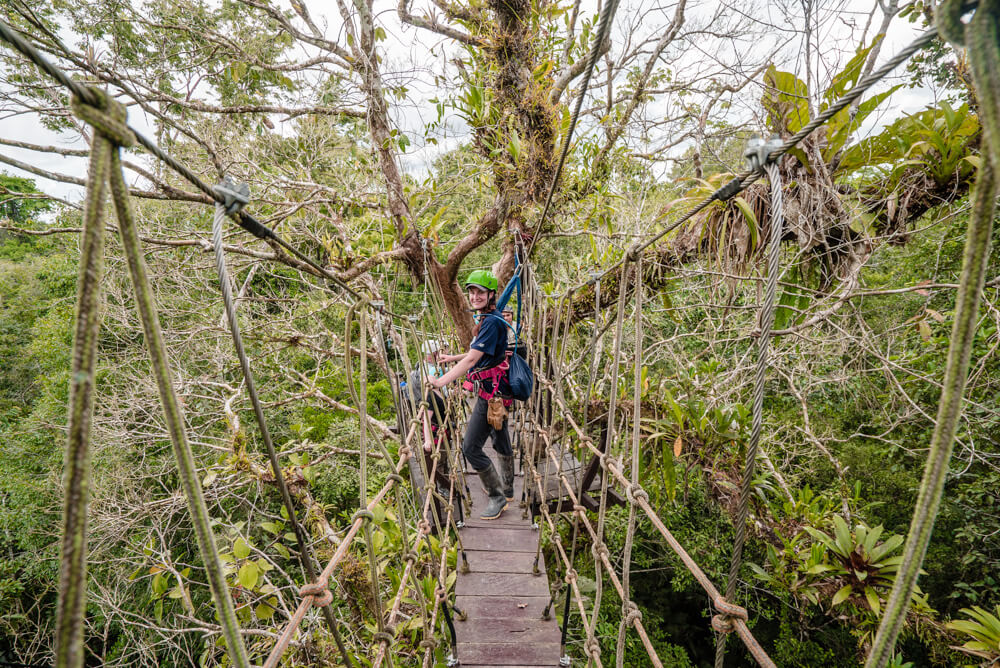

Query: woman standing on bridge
430 269 514 520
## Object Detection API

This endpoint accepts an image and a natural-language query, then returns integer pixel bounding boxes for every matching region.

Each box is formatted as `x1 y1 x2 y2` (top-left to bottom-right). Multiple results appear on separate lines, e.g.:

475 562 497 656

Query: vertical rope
210 202 354 667
588 271 629 664
866 5 999 661
54 100 111 668
616 254 643 668
358 308 388 640
108 142 250 667
716 161 784 668
584 276 603 428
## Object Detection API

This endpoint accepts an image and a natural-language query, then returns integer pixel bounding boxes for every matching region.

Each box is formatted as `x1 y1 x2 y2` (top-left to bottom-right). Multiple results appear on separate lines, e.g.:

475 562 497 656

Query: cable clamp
445 654 460 667
743 134 783 174
371 300 385 311
560 655 572 666
214 176 250 216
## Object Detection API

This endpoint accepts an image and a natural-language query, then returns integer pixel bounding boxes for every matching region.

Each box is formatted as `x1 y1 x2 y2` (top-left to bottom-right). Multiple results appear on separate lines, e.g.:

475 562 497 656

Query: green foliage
840 101 981 187
0 172 52 224
946 605 1000 663
762 40 902 172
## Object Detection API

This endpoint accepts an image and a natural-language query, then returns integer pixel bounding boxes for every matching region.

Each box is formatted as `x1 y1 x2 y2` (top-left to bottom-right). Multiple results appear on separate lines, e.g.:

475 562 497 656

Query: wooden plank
457 642 560 665
455 595 551 619
455 617 561 644
456 572 550 597
462 665 554 668
462 550 540 574
461 527 540 552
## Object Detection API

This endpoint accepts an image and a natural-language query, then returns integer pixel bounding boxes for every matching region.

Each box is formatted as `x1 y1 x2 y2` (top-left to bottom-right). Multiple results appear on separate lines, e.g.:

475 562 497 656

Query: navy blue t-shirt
470 310 511 395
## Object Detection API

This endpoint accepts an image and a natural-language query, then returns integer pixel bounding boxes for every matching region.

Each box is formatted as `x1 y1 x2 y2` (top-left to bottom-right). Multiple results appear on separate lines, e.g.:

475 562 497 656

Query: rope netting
1 2 997 665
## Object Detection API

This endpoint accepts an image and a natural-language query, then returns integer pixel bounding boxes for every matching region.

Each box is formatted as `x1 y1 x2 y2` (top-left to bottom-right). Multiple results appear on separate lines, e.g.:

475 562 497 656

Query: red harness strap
466 354 512 406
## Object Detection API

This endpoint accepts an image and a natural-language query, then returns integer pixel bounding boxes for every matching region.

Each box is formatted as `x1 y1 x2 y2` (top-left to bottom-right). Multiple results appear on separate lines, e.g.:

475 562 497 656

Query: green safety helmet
464 269 498 292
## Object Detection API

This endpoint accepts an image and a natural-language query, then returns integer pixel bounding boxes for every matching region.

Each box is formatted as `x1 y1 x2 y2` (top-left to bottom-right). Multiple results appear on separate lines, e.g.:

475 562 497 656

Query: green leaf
732 196 759 251
762 66 810 133
152 572 168 596
233 537 251 560
864 586 881 616
255 596 279 621
238 561 259 590
260 521 281 535
870 534 904 562
832 585 853 607
832 515 852 553
202 470 218 487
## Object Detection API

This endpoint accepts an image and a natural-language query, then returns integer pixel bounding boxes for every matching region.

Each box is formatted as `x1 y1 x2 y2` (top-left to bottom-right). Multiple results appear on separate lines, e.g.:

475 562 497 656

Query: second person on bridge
430 269 514 521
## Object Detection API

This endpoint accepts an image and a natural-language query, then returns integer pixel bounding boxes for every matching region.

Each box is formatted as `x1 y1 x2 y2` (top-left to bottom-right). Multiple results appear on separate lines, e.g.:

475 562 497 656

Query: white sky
0 0 944 206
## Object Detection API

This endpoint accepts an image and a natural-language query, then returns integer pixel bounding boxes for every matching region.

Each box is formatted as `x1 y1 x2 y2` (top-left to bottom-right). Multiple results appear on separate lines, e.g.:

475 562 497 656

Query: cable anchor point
743 134 783 173
214 176 250 216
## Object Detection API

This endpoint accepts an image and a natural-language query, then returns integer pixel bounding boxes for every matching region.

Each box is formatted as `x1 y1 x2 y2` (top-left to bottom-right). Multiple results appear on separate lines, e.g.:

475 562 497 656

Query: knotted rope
299 581 334 608
210 189 354 666
55 86 251 668
865 1 999 665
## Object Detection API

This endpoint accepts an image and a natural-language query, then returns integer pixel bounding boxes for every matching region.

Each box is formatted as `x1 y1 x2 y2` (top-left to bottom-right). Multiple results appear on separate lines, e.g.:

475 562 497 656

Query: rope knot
622 600 643 625
626 483 649 505
373 631 394 644
591 543 610 562
419 638 440 650
71 88 135 148
298 580 333 607
417 519 432 535
435 586 448 603
711 614 734 634
564 568 578 584
711 595 748 634
712 595 748 621
404 550 420 564
584 637 602 657
351 509 375 524
387 473 406 484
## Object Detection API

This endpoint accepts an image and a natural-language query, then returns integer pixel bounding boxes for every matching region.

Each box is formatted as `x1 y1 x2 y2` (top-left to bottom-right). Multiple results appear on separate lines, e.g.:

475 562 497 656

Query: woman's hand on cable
433 348 483 388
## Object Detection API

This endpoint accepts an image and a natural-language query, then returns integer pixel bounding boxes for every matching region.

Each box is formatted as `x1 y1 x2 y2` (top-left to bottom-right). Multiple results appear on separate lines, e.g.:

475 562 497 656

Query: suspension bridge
0 0 997 665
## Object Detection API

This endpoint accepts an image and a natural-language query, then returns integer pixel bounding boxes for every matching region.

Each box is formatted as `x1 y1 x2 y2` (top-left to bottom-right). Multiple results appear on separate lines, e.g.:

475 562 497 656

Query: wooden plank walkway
455 453 562 667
